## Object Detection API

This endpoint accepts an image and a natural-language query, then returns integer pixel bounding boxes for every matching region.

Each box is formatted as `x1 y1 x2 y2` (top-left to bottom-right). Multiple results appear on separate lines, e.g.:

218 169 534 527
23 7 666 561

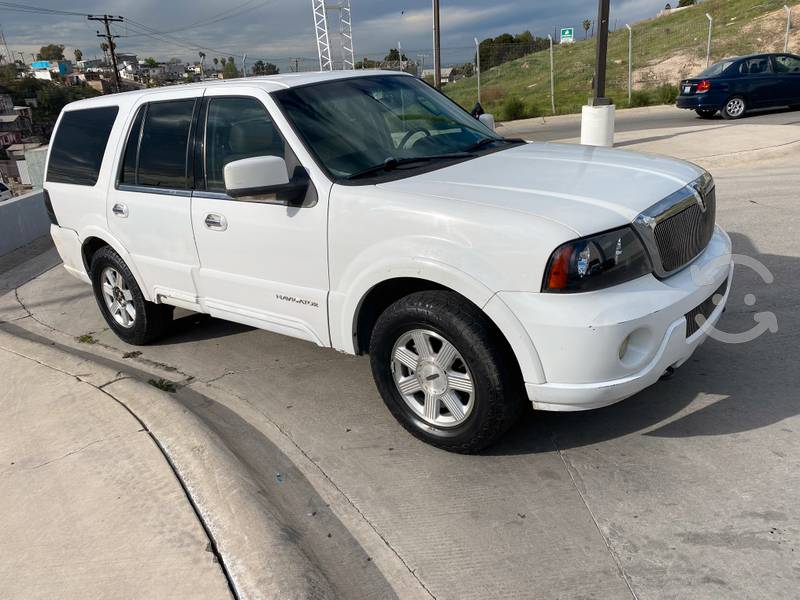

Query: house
31 60 73 81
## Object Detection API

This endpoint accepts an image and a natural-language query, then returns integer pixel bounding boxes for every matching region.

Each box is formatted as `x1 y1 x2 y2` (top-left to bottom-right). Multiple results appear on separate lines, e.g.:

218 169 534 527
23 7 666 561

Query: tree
144 57 158 68
213 57 219 69
37 44 65 61
384 48 408 62
74 48 83 62
222 57 239 79
220 57 226 67
100 42 109 64
583 19 592 39
0 63 18 82
677 0 695 6
251 60 279 75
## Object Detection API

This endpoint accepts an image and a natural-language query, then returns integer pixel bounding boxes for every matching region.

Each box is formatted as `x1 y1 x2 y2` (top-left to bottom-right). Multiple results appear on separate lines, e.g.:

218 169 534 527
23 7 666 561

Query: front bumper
502 226 733 411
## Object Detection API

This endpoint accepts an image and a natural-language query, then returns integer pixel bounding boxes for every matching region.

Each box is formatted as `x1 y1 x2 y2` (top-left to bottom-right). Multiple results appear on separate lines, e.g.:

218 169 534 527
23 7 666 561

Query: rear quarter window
47 106 119 186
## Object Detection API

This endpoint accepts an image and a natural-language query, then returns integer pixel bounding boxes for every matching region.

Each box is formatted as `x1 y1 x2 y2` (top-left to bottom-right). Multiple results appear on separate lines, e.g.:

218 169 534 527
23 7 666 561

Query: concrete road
2 156 799 598
499 103 800 142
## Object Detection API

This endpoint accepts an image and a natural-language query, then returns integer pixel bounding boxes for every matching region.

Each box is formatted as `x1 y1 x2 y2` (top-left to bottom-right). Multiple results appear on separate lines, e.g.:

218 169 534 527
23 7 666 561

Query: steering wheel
399 127 431 149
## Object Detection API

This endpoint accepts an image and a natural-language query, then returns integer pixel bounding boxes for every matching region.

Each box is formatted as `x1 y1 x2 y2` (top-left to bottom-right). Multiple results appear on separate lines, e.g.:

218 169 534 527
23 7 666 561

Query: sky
0 0 659 71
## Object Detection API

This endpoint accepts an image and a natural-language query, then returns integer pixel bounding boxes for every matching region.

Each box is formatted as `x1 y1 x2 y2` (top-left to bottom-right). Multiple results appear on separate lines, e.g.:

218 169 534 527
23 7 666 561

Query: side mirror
479 113 495 131
224 155 309 204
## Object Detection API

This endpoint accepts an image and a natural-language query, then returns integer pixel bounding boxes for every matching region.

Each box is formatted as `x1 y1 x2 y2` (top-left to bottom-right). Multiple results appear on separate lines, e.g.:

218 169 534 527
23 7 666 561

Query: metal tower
312 0 355 71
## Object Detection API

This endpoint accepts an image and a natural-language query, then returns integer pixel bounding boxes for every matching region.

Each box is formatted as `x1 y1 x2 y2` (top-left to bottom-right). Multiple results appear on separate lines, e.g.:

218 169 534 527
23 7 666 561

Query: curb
691 138 800 169
0 328 335 600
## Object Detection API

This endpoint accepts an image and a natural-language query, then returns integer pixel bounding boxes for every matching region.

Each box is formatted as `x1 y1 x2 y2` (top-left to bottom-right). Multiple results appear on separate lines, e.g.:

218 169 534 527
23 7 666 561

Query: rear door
772 55 800 104
189 86 331 346
107 89 202 307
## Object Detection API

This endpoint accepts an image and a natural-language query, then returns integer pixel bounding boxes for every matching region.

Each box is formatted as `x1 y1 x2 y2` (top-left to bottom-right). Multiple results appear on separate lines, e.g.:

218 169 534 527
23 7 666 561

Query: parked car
0 181 12 201
677 53 800 119
44 71 733 452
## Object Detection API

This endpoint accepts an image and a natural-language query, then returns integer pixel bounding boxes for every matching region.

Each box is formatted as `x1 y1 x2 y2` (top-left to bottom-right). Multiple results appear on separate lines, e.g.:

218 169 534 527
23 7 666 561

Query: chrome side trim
632 172 715 278
116 183 192 197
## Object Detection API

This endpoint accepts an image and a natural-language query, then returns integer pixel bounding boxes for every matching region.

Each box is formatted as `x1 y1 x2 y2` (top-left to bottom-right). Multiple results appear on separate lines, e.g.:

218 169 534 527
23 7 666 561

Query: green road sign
560 27 574 43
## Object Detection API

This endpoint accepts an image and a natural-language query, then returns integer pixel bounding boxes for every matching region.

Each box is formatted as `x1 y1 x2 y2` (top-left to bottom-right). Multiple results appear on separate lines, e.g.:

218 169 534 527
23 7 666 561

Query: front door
773 54 800 105
190 87 331 346
107 90 202 305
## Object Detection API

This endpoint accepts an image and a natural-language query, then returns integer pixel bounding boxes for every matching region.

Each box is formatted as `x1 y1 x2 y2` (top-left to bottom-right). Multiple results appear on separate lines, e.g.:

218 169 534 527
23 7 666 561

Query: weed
77 334 97 345
148 378 177 393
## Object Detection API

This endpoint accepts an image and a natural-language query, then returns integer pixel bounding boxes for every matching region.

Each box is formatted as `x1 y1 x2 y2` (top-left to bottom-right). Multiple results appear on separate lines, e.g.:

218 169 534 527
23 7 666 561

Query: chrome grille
654 187 716 272
632 173 717 278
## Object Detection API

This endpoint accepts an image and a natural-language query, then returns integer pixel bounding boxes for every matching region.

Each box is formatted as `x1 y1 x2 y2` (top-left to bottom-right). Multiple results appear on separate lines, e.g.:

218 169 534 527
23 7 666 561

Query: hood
379 142 706 236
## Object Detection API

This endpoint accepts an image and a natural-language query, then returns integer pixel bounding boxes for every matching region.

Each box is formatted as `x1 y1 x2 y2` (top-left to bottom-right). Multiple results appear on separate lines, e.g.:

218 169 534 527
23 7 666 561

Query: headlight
542 226 652 293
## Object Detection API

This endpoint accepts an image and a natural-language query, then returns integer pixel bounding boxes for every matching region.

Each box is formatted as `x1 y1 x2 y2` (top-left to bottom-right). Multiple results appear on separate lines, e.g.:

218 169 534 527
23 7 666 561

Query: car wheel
90 246 173 345
722 96 747 119
695 109 717 119
369 290 525 453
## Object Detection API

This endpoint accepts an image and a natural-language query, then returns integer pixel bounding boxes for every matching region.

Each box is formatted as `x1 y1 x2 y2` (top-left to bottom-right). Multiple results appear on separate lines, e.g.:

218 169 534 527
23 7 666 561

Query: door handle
204 213 228 231
112 203 128 218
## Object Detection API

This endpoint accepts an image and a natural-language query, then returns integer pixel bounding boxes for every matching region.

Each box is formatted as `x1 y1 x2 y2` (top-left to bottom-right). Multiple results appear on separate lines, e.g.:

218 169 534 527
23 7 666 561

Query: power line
122 0 269 38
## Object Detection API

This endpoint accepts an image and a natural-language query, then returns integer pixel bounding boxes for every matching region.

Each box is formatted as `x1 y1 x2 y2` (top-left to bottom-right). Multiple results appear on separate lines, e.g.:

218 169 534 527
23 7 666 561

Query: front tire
722 96 747 119
369 291 525 453
90 246 173 345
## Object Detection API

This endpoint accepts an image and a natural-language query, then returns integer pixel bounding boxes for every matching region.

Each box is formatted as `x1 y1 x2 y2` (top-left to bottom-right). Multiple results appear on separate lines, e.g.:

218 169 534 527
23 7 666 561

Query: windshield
273 75 502 180
697 60 736 78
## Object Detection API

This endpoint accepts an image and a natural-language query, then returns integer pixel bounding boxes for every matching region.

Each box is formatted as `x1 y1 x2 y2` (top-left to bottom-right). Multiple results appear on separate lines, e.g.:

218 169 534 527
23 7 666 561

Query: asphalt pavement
1 120 798 599
499 103 800 142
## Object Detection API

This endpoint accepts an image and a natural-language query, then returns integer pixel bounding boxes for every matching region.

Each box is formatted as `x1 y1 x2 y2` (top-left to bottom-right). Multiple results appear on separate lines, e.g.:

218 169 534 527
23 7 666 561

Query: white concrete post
626 24 632 105
548 34 555 115
242 53 247 77
705 13 713 68
785 6 792 53
474 37 481 104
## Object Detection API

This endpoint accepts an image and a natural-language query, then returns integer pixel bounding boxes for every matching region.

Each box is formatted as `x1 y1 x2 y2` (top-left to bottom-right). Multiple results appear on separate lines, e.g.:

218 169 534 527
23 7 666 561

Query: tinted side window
120 106 145 185
137 99 196 189
205 97 285 192
775 55 800 73
47 106 118 186
739 57 771 75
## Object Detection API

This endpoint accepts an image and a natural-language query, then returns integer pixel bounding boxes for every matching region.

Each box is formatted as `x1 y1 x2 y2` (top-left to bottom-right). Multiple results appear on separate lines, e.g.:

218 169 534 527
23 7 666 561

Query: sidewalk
0 343 232 599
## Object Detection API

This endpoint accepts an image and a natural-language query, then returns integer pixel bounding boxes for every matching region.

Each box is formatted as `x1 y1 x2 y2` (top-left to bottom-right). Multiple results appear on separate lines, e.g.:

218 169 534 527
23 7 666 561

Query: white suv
44 71 733 452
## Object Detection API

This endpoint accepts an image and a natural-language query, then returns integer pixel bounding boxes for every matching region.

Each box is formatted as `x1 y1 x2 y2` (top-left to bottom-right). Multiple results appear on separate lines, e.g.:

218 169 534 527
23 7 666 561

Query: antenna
312 0 355 71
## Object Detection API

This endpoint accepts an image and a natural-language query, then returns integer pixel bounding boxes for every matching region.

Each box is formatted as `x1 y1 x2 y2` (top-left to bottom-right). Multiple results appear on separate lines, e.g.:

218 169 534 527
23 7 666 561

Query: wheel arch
79 228 153 302
345 273 546 386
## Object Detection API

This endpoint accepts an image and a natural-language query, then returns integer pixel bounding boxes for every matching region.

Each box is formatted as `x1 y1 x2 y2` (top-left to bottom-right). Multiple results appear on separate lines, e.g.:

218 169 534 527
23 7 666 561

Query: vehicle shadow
489 231 797 455
152 311 254 345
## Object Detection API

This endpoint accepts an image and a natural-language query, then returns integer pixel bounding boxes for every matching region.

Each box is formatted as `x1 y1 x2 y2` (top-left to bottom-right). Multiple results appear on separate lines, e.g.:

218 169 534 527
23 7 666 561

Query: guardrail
0 190 48 257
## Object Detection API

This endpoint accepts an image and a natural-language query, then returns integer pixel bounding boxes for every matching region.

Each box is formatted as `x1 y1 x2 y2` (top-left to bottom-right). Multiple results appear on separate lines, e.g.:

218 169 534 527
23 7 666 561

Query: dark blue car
676 53 800 119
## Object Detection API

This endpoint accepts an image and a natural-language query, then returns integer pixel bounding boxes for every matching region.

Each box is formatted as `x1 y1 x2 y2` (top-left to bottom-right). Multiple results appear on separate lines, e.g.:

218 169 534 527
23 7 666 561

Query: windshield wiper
346 153 474 180
464 137 526 152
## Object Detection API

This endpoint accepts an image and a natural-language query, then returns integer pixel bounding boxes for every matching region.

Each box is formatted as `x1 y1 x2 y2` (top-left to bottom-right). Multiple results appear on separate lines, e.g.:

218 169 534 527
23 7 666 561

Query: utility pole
88 14 123 93
432 0 441 89
591 0 611 105
581 0 615 147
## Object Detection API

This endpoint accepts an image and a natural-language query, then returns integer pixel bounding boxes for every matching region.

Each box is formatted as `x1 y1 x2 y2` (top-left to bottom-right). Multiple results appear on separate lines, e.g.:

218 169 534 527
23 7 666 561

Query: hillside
443 0 800 120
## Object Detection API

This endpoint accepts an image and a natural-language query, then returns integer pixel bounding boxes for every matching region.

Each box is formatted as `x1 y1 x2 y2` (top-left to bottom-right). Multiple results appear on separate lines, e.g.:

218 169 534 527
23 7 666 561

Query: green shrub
653 84 679 105
500 95 527 121
628 90 652 108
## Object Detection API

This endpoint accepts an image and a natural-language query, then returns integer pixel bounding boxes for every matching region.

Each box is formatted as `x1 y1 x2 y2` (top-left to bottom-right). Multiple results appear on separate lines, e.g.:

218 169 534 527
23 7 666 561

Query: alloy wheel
100 267 136 328
726 98 745 118
390 329 475 428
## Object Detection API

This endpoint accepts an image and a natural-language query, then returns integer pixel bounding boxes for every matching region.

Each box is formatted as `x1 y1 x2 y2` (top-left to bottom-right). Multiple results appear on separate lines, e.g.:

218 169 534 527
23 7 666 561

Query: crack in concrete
551 433 639 600
200 381 438 600
27 434 125 470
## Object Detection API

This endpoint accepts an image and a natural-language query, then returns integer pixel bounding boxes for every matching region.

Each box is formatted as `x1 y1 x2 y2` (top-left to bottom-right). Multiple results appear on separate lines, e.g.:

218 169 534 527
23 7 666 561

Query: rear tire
369 290 525 453
721 96 747 120
90 246 173 345
695 109 717 119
